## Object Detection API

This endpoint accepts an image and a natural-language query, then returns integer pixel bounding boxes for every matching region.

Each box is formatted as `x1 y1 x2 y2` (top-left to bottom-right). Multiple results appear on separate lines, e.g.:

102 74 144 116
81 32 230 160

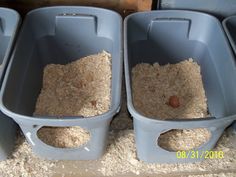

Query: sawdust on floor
110 79 133 130
187 173 236 177
0 132 56 177
99 129 236 176
132 59 210 151
0 114 235 177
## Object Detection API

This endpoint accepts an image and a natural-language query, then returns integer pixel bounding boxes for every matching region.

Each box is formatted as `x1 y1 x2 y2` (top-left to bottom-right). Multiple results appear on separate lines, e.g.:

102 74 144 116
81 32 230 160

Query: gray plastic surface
223 16 236 132
124 10 236 163
158 0 236 18
0 7 20 160
0 6 122 160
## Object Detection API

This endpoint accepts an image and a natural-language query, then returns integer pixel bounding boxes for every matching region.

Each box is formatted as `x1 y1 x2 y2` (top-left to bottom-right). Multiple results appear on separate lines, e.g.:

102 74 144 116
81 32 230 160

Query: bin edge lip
222 15 236 55
25 5 122 18
0 7 21 80
0 6 21 116
0 99 120 123
126 98 236 124
0 7 20 17
124 9 220 22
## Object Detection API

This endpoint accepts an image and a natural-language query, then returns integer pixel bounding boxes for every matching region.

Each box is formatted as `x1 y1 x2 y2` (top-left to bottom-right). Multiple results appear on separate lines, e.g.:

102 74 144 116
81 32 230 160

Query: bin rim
25 5 122 18
222 15 236 55
0 7 20 17
124 10 220 23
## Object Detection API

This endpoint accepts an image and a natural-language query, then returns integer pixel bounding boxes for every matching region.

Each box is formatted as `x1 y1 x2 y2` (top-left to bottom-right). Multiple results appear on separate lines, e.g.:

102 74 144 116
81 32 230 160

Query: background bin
158 0 236 19
0 7 20 160
124 10 236 163
223 15 236 133
0 6 122 160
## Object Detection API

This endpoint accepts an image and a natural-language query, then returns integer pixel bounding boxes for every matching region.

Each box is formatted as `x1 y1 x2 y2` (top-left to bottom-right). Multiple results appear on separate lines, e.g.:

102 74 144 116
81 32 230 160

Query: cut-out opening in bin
158 128 211 152
37 126 91 148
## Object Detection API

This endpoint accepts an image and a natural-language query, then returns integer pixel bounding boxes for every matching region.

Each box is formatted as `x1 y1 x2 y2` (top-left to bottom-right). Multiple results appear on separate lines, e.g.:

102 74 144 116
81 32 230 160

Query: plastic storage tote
0 6 122 160
223 16 236 56
124 10 236 163
223 15 236 132
158 0 236 18
0 7 20 160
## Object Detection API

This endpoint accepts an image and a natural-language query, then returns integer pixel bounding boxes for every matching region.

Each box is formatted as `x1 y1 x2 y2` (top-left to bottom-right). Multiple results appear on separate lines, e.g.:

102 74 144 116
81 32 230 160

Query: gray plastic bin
158 0 236 18
0 6 122 160
223 15 236 132
124 10 236 163
0 7 20 160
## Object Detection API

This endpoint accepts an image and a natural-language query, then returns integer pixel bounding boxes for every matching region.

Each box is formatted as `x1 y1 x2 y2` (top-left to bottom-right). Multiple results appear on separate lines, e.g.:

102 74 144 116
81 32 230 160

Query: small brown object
168 95 180 108
91 100 97 107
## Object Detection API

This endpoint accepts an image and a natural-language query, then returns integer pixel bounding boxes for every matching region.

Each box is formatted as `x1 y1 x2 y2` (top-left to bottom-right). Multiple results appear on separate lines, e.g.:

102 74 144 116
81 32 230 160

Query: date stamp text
176 150 224 159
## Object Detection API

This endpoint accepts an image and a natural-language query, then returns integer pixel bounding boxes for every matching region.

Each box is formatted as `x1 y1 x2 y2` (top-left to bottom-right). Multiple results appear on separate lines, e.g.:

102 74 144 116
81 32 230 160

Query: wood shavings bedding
34 51 111 148
132 59 210 151
34 50 111 117
132 59 208 119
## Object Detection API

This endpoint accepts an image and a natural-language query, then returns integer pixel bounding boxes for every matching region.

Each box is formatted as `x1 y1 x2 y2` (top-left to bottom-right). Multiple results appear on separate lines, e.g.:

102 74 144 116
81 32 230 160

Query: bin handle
57 13 96 18
151 17 191 22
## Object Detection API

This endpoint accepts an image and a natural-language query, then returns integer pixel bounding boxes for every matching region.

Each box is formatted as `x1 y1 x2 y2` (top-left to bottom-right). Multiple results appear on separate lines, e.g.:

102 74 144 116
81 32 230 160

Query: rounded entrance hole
37 126 90 148
158 128 211 151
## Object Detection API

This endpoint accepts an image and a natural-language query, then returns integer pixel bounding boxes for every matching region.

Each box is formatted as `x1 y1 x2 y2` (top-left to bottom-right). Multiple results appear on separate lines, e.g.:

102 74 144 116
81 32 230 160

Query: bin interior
224 17 236 52
126 11 236 119
0 35 10 64
0 8 19 73
2 7 121 117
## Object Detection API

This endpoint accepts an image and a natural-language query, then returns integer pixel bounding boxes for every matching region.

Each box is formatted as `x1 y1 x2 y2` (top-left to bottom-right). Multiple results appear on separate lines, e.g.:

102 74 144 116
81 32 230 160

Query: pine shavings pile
132 59 208 119
35 51 111 117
